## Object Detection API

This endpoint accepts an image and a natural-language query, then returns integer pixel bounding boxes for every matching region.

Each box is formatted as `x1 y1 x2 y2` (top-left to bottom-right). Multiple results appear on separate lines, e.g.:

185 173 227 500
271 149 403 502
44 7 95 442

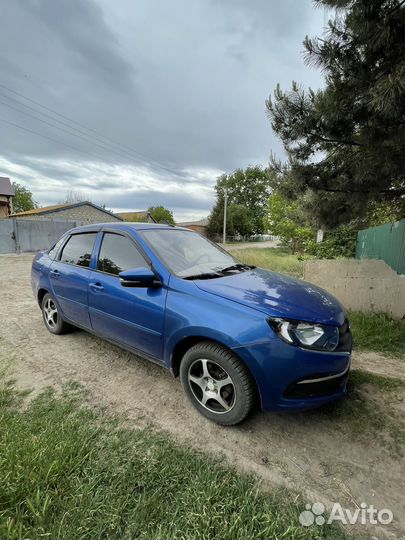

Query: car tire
180 341 255 425
41 292 72 335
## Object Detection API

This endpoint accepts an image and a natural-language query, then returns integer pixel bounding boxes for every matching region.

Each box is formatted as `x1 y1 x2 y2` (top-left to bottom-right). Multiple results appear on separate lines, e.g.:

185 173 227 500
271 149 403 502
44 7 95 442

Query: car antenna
146 212 157 223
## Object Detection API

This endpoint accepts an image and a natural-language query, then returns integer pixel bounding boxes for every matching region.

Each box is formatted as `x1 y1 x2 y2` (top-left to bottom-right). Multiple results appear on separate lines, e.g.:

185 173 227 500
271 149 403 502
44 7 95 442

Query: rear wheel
41 293 72 335
180 342 255 425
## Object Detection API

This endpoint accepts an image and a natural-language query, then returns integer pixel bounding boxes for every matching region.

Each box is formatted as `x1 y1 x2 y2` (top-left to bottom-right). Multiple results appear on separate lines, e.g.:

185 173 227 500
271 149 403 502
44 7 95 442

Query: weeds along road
0 253 404 540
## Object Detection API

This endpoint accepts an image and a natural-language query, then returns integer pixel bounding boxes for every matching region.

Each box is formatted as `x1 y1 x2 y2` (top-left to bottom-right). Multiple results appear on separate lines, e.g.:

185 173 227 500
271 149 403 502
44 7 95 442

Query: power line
0 97 164 167
0 116 112 163
0 89 145 163
0 81 181 176
0 82 153 159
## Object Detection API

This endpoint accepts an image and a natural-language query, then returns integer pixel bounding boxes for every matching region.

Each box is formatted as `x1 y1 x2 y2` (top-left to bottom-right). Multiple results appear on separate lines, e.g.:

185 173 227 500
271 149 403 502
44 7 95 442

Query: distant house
10 201 123 224
118 211 156 223
176 218 209 237
117 210 148 221
0 177 15 218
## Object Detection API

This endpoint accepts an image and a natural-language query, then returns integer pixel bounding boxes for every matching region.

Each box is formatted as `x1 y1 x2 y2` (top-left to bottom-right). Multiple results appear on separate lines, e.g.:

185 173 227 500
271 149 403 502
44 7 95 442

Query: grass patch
0 380 345 540
315 370 404 456
350 370 403 390
232 248 303 277
348 310 405 359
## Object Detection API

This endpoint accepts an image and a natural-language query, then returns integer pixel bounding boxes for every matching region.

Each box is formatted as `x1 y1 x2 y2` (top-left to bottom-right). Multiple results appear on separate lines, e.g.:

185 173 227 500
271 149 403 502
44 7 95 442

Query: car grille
284 371 349 399
335 318 352 352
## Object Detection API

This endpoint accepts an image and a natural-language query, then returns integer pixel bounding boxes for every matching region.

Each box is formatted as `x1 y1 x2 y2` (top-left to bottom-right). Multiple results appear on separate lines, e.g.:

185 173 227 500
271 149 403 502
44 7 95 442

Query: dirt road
0 253 404 539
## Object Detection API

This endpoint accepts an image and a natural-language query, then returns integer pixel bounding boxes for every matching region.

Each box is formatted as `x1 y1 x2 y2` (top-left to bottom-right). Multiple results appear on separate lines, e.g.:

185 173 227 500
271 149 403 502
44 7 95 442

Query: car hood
195 268 345 325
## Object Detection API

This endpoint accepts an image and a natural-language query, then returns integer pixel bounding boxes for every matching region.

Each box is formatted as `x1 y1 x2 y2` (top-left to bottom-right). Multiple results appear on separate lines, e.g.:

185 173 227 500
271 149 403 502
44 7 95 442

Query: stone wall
304 259 405 319
16 204 121 224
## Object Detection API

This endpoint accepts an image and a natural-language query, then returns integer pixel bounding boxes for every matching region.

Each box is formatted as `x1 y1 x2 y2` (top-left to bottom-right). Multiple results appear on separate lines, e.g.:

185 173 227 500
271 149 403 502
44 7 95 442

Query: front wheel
41 293 72 335
180 342 255 425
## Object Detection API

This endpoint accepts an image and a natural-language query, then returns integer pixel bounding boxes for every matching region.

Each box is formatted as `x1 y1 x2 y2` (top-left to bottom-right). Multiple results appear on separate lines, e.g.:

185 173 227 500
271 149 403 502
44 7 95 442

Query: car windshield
141 229 252 278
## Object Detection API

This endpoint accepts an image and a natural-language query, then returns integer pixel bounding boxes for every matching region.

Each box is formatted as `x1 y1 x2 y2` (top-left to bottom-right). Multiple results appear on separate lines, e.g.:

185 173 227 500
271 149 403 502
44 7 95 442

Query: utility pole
222 189 228 244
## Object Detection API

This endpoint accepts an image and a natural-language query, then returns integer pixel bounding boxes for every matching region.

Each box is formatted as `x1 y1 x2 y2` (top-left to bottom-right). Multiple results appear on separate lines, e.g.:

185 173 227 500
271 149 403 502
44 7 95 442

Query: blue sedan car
31 222 352 425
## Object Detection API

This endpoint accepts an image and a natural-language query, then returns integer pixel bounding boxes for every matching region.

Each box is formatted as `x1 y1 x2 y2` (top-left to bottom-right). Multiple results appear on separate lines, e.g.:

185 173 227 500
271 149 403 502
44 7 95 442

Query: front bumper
233 339 351 411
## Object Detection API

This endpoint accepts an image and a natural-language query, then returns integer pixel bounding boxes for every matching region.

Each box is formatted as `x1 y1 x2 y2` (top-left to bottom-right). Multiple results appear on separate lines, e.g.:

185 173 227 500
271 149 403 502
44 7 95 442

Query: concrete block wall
304 259 405 319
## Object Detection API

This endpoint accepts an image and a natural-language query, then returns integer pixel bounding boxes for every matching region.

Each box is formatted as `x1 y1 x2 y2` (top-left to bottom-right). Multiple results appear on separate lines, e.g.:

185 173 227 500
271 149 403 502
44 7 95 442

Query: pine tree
266 0 405 227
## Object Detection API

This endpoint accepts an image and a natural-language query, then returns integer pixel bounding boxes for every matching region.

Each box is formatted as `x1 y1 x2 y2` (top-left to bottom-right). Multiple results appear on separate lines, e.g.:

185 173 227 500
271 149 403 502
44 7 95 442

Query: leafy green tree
228 205 255 237
208 166 272 235
12 183 37 214
266 0 405 227
264 192 313 253
148 205 175 225
364 199 405 227
208 204 255 238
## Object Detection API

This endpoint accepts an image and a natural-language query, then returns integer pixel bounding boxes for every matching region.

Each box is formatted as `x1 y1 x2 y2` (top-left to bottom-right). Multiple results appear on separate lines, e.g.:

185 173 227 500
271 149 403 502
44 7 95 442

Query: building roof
10 200 123 220
117 211 148 221
0 177 15 196
176 218 209 227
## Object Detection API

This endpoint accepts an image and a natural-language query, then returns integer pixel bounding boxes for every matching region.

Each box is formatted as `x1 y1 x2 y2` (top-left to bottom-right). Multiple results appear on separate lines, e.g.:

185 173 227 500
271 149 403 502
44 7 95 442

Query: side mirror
119 267 161 288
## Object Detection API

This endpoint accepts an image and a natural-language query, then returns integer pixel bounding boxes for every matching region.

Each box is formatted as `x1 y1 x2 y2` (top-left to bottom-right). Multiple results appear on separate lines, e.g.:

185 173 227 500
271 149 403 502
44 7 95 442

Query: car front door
88 231 167 361
49 232 97 329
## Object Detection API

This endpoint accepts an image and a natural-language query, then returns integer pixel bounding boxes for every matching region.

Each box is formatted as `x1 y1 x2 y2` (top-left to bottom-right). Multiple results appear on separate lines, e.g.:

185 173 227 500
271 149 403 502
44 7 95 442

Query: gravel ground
0 253 404 539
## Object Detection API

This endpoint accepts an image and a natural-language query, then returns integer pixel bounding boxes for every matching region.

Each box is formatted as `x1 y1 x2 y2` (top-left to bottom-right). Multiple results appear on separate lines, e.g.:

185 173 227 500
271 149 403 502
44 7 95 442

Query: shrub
306 225 357 258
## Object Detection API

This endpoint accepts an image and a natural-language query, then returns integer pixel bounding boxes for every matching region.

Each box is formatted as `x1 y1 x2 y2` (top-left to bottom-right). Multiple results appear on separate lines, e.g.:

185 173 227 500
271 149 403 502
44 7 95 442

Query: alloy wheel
187 358 236 414
44 297 58 328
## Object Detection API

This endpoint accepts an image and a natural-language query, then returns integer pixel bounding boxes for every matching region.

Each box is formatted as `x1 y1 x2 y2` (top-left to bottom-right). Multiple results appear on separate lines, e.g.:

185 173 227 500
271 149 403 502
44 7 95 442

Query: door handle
90 282 104 292
50 269 60 278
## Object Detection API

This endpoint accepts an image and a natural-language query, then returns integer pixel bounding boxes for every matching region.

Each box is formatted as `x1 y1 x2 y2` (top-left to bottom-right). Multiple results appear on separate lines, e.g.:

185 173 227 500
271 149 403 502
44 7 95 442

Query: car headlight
268 318 339 351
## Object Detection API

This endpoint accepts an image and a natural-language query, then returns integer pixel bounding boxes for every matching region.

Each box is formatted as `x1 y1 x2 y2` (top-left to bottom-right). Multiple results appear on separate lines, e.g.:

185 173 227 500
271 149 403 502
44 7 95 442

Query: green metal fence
355 219 405 275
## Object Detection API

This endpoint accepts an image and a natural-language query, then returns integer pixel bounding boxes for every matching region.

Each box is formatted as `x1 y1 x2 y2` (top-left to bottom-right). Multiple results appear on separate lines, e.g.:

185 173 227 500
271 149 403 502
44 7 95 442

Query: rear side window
48 235 67 259
97 233 146 275
59 233 97 267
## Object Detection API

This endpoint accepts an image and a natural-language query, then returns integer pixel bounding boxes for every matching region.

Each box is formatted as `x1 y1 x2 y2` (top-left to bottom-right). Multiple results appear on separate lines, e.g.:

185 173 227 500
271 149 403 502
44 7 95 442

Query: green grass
348 310 405 359
349 369 403 390
232 247 303 277
0 380 345 540
314 370 404 455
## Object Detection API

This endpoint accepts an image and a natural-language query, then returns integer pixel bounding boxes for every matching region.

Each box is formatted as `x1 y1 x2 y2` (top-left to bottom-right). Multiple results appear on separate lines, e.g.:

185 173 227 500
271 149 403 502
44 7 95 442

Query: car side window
48 235 67 259
97 233 147 276
59 233 97 268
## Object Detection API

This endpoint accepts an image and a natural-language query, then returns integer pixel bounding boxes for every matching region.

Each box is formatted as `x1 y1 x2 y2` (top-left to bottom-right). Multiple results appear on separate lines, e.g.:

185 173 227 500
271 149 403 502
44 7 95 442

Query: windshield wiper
220 263 256 273
183 264 255 280
183 271 224 280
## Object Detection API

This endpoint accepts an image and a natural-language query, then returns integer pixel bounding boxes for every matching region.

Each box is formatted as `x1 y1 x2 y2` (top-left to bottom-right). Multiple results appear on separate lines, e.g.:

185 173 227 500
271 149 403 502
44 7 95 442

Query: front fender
163 277 276 369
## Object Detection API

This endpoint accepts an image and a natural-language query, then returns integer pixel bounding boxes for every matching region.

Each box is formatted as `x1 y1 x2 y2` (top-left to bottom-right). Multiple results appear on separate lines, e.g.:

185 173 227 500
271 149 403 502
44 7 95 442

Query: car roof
69 222 190 234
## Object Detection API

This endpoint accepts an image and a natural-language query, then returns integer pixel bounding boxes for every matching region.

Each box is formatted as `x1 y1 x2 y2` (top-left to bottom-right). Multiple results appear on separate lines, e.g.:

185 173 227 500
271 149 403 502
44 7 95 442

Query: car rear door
88 231 167 360
49 232 97 329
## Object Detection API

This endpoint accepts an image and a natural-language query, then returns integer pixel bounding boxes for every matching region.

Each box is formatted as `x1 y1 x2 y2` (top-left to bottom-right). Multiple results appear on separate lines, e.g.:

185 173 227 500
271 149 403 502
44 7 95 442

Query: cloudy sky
0 0 326 221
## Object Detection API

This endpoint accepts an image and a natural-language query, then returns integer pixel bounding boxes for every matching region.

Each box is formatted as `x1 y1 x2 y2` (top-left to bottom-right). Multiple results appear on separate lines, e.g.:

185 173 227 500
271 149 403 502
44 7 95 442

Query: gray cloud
0 0 325 220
